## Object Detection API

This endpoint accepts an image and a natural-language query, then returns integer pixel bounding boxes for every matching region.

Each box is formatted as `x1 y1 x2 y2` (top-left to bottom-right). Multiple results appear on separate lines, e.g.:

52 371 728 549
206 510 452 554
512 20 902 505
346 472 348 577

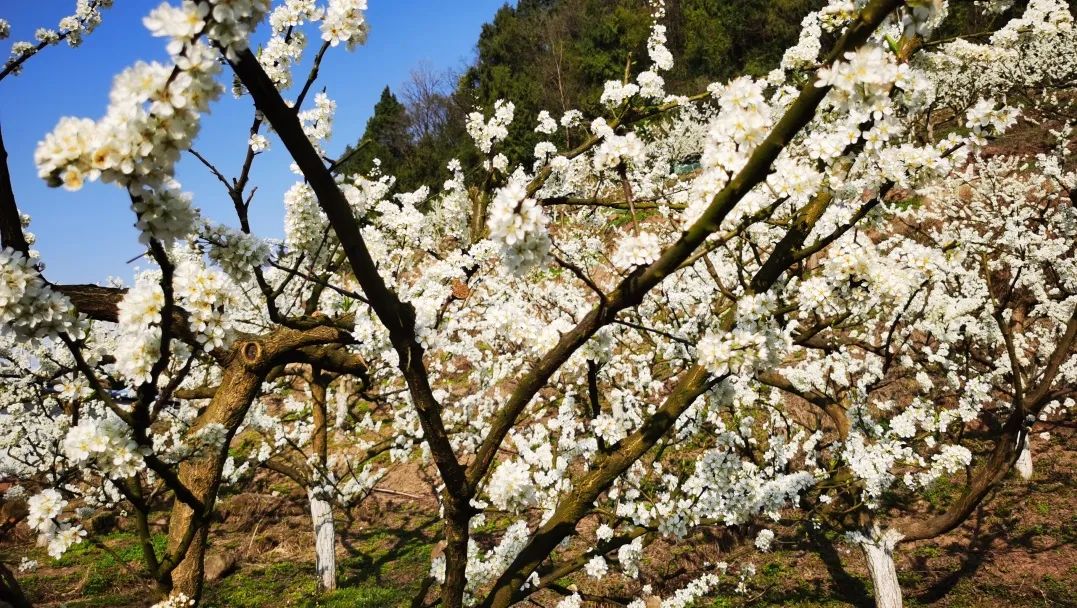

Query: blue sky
0 1 509 284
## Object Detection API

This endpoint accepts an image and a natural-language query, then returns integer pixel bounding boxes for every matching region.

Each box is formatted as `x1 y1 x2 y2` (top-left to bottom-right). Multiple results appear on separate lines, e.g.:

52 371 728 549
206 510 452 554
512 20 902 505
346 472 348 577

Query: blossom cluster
487 179 550 274
63 415 146 478
301 90 337 142
593 129 646 172
697 295 789 377
36 3 222 195
2 0 112 77
466 100 515 155
201 221 271 281
321 0 368 49
200 0 271 61
646 0 674 71
132 183 200 245
174 259 240 350
27 489 87 559
612 231 661 271
114 271 166 384
0 248 81 340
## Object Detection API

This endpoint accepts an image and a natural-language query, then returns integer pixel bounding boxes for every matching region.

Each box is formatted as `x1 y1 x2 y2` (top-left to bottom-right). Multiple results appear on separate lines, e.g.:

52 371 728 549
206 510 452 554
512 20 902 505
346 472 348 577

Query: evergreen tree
338 86 411 178
342 0 997 194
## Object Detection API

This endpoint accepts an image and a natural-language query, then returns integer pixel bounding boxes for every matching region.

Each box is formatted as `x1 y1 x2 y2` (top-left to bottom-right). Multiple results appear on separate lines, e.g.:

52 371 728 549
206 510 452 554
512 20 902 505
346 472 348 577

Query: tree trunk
308 489 337 592
859 527 905 608
168 520 209 601
468 186 490 245
162 326 354 603
440 501 471 608
308 370 336 592
0 561 33 608
166 365 264 602
1014 434 1033 480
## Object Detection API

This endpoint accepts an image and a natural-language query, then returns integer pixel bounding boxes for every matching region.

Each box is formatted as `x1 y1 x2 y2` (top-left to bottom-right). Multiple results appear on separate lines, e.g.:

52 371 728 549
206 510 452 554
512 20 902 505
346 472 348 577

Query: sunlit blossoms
63 416 146 477
2 1 112 77
321 0 367 49
612 231 661 270
26 489 64 531
647 0 673 71
201 0 272 60
115 273 165 384
0 248 80 340
112 255 239 384
201 221 271 281
35 46 222 192
132 183 200 245
143 2 210 55
174 260 239 350
593 131 646 171
2 1 1075 607
487 459 538 512
26 489 86 559
584 555 608 579
487 179 550 273
965 97 1019 144
466 99 515 155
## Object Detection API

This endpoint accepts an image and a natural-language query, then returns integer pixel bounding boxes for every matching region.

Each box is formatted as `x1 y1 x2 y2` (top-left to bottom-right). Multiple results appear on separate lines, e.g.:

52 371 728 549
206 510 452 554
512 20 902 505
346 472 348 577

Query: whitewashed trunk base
1015 434 1033 480
308 490 337 592
860 527 904 608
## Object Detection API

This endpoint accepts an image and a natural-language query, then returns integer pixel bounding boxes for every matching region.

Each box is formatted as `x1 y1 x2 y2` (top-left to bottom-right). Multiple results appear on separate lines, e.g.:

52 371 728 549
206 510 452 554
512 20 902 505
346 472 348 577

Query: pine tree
338 86 411 179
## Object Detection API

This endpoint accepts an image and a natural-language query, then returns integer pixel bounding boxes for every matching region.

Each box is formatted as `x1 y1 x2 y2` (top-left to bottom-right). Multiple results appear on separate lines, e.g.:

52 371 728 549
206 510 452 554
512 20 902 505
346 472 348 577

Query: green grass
304 586 412 607
922 478 959 511
8 530 167 607
204 561 313 608
50 530 167 569
17 570 80 599
1041 573 1077 606
204 519 435 608
911 545 941 559
204 555 426 608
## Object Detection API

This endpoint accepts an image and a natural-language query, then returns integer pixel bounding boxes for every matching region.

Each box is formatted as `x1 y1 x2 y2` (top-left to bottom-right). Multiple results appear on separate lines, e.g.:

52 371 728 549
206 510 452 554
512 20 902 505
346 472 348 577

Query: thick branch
467 0 906 491
228 47 465 490
54 284 125 322
0 123 29 255
899 312 1076 541
227 50 471 606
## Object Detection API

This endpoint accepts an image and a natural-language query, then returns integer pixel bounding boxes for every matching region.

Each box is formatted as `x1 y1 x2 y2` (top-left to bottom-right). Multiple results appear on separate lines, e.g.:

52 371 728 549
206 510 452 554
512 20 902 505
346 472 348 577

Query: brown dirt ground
1 425 1073 607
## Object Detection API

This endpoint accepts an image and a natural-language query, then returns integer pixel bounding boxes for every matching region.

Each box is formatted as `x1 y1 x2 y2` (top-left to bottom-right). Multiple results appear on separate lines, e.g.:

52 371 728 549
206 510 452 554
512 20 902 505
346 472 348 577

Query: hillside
335 0 1020 191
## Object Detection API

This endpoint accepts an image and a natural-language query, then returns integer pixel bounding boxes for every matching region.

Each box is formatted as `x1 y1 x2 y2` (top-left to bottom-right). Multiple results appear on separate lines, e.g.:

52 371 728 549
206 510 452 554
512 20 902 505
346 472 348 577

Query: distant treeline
336 0 1018 191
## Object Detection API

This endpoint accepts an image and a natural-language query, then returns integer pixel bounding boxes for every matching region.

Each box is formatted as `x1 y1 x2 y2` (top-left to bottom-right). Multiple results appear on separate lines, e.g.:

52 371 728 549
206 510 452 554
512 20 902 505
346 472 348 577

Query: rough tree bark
308 370 337 592
1014 433 1033 481
307 488 337 593
166 324 355 601
859 527 905 608
166 361 265 601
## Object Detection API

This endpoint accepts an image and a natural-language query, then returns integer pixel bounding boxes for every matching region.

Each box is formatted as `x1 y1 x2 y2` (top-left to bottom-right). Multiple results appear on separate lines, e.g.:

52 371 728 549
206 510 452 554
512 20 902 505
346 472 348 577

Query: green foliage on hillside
337 0 1017 191
337 0 828 188
345 87 409 179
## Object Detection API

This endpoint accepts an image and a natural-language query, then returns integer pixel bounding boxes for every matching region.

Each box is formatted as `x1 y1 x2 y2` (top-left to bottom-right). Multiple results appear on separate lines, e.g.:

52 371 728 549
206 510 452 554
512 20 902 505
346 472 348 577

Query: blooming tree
0 1 1074 608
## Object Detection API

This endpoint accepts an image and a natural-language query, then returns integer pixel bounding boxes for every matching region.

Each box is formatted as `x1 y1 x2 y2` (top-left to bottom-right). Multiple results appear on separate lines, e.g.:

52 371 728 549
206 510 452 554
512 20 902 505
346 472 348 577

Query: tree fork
466 0 908 492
